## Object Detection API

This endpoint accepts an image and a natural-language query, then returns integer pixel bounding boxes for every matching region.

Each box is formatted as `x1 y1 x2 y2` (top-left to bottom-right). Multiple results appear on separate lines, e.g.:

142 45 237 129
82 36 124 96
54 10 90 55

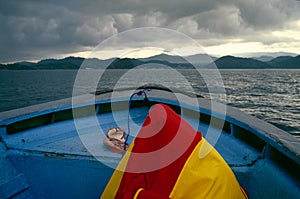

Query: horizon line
1 51 299 65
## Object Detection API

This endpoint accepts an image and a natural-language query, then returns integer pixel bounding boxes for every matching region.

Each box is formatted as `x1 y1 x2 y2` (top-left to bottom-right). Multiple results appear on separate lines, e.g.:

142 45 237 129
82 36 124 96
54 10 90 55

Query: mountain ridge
1 54 299 70
210 56 272 69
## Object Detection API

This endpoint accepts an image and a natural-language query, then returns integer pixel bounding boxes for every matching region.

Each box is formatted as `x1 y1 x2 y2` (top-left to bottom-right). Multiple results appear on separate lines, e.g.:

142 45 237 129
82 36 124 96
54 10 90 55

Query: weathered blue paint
8 151 114 199
0 88 299 199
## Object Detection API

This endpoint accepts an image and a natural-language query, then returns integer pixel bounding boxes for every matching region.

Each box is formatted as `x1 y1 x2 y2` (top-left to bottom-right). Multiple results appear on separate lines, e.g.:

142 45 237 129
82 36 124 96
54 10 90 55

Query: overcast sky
1 0 300 63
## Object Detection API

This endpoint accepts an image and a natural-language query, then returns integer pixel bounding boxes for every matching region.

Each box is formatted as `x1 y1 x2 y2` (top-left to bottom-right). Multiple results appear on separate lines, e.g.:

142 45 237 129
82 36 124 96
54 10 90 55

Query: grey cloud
235 0 291 30
0 0 299 62
74 16 118 46
0 1 118 62
112 13 133 31
193 5 245 36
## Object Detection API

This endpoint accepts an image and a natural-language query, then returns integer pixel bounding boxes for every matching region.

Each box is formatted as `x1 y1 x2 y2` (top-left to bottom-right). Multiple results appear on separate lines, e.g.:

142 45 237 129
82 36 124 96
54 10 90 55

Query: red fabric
136 189 170 199
115 104 202 199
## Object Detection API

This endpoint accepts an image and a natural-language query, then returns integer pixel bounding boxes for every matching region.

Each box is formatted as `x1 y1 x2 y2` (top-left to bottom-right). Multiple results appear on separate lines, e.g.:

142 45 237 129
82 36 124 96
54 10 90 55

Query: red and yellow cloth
101 104 248 199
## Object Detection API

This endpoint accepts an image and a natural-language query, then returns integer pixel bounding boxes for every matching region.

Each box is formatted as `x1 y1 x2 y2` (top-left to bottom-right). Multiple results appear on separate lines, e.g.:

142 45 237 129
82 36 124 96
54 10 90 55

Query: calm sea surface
0 69 299 138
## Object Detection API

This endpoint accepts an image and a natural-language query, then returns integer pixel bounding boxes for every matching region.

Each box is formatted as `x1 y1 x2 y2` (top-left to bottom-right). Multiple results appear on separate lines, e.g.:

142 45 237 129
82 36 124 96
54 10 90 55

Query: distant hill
252 55 274 62
16 61 36 66
268 56 300 68
107 58 143 69
0 64 8 69
141 53 186 63
185 54 217 66
38 57 84 65
1 54 299 70
0 55 193 70
139 54 193 68
238 52 298 58
209 56 272 69
1 63 36 70
142 53 216 67
210 55 300 69
36 57 84 69
107 57 193 69
268 56 293 65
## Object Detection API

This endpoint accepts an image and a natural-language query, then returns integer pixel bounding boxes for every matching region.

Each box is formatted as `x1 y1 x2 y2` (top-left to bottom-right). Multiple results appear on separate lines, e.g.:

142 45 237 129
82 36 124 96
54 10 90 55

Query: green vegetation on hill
268 55 300 68
1 54 299 70
107 58 143 69
210 56 272 69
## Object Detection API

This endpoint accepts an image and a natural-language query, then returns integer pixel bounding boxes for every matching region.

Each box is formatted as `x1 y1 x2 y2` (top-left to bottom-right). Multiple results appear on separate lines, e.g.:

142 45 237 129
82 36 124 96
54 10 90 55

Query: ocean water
0 69 299 138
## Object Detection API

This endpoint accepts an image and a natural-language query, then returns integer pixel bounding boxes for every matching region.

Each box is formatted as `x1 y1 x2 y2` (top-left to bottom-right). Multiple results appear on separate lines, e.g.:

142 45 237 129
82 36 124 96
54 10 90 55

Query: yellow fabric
100 143 135 199
133 188 145 199
169 138 246 199
101 138 246 199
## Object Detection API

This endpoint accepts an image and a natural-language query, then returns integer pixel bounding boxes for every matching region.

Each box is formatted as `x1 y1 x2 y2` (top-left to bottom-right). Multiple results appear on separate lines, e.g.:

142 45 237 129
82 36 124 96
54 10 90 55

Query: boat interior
0 88 299 198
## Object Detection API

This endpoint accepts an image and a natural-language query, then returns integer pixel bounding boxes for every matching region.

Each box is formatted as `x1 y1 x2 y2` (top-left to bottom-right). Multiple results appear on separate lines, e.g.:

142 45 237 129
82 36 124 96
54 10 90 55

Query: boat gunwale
0 89 299 166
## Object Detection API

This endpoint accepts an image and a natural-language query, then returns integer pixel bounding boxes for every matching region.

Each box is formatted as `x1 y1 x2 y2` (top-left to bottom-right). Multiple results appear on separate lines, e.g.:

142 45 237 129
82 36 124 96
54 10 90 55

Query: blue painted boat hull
0 88 299 198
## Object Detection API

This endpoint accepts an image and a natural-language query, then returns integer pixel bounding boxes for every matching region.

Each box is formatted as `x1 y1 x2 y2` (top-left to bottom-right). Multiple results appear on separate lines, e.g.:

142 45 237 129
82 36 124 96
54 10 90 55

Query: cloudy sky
1 0 300 63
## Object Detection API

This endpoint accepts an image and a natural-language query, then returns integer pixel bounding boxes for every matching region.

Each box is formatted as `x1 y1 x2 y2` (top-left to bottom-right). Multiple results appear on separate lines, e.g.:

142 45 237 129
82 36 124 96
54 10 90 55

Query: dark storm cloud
0 0 120 61
0 0 299 62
